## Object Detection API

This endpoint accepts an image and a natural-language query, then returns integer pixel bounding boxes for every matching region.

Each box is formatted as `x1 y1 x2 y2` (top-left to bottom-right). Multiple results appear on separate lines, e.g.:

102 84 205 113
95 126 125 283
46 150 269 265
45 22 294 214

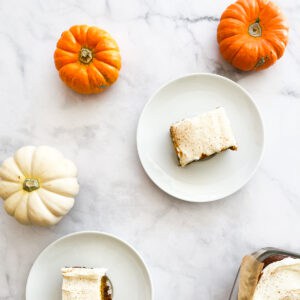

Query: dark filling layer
101 275 112 300
262 254 289 268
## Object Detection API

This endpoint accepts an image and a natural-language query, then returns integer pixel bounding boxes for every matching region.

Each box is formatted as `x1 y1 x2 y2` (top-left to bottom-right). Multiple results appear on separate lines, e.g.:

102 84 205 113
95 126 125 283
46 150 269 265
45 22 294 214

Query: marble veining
0 0 300 299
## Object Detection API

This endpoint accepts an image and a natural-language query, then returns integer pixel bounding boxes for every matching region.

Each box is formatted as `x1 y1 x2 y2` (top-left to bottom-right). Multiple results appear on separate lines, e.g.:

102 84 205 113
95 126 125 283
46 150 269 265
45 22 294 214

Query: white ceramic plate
137 73 264 202
26 231 152 300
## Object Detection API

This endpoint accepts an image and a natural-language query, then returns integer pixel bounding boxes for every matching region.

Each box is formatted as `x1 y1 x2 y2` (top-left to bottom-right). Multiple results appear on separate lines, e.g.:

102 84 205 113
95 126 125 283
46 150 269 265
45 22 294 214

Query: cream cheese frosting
253 257 300 300
170 107 237 166
62 267 107 300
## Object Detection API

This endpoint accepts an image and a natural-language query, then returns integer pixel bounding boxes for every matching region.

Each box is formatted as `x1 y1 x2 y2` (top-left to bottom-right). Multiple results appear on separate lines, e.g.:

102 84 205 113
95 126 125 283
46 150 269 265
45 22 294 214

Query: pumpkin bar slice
170 107 237 167
62 267 112 300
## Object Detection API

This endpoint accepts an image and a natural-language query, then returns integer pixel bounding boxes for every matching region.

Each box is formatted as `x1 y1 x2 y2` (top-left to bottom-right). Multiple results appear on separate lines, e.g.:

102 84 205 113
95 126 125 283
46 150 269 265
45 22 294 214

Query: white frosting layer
253 257 300 300
62 267 107 300
170 107 237 166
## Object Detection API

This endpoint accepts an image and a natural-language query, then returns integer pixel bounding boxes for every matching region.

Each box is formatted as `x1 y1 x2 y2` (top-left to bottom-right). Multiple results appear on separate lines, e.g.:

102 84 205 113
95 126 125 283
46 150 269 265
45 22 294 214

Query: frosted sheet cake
170 107 237 166
61 267 112 300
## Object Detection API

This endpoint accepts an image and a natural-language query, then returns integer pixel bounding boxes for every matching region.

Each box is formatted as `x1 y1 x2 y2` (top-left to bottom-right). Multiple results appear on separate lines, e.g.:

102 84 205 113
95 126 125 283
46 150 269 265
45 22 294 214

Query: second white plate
26 231 152 300
137 73 264 202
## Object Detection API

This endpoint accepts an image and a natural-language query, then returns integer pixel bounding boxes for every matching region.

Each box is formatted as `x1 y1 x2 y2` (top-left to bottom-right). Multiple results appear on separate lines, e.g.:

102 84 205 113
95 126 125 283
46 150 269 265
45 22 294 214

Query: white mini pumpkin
0 146 79 226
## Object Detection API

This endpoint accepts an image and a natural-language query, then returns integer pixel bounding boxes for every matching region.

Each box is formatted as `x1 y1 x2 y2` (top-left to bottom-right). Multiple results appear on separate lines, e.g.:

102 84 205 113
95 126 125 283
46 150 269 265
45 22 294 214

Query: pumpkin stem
23 178 40 192
248 21 262 38
79 47 93 64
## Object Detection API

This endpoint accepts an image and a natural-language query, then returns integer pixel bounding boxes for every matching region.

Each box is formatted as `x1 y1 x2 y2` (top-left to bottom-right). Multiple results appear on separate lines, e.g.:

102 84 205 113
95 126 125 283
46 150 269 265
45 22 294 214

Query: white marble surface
0 0 299 299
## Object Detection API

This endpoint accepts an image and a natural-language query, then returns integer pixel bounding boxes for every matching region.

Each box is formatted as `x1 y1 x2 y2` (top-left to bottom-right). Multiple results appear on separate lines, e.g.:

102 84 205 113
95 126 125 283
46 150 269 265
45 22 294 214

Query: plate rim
26 230 153 299
136 72 265 203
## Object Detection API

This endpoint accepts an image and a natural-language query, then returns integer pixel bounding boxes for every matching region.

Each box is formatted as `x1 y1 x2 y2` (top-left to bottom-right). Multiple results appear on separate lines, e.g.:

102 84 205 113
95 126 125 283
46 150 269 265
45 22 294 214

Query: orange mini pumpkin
54 25 121 94
217 0 288 71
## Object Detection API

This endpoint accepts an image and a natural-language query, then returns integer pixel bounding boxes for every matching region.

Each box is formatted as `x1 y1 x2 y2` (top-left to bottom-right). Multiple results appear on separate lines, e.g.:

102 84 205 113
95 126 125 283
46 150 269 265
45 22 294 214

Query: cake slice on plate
170 107 237 167
61 267 112 300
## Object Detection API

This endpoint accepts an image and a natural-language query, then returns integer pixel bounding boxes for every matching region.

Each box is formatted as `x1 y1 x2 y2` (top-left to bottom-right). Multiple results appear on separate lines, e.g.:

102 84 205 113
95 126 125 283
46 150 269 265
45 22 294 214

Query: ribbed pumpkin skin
217 0 288 71
54 25 121 94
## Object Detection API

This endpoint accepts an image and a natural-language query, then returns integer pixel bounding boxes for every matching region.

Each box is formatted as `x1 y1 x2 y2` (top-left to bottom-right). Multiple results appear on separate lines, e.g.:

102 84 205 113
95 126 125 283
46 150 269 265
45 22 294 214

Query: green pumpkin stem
23 178 40 192
248 21 262 38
